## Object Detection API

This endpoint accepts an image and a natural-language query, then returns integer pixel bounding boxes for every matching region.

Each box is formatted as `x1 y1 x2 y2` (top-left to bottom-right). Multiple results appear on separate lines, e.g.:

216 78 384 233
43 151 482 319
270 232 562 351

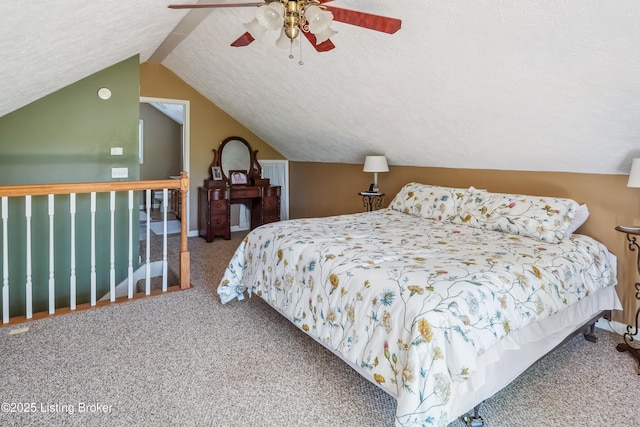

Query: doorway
139 97 191 235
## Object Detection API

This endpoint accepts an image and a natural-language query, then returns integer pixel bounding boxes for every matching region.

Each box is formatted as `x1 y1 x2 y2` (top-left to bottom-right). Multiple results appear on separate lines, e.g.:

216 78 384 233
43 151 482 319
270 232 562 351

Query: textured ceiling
0 0 183 116
1 1 639 174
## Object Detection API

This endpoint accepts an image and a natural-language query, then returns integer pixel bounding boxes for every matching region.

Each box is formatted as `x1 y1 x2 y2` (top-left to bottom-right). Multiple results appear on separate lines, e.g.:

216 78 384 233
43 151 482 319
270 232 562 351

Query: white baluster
162 188 168 292
109 191 115 302
70 193 76 310
145 190 151 295
2 197 9 323
24 196 33 319
90 192 96 306
48 194 55 314
127 190 134 299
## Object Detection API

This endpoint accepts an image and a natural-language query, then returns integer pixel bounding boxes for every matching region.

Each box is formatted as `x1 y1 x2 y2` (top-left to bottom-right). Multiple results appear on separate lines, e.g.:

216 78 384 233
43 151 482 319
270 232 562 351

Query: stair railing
0 172 190 325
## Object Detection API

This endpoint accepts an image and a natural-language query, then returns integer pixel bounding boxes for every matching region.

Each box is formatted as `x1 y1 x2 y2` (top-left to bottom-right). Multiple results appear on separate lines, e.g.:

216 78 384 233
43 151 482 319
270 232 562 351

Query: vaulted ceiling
1 1 639 174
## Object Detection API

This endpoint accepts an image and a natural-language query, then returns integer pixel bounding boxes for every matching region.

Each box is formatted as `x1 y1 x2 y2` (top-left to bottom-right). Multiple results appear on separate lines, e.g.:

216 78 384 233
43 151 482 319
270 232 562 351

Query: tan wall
290 161 639 325
139 63 284 231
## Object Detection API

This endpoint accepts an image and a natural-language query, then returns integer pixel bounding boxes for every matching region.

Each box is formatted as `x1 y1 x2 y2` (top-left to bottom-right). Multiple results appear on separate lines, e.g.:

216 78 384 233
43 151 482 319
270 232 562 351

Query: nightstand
358 192 384 212
614 225 640 374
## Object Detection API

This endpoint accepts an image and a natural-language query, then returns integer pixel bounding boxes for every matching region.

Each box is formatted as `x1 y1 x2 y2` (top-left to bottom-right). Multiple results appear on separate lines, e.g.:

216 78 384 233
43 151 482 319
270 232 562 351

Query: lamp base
368 183 379 193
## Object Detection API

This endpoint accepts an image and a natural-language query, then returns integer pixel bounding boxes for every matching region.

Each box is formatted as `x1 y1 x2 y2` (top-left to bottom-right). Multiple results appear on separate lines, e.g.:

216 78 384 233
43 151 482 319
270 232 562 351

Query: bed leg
462 404 485 427
583 310 610 343
583 322 598 343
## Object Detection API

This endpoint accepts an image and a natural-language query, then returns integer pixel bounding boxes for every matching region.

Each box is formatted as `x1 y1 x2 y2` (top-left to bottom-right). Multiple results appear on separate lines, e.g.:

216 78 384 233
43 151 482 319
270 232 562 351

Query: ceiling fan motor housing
285 0 302 40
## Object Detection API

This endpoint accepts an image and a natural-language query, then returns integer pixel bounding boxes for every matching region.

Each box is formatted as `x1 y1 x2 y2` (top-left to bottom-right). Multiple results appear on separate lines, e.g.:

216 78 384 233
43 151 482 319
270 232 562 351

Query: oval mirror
220 138 251 178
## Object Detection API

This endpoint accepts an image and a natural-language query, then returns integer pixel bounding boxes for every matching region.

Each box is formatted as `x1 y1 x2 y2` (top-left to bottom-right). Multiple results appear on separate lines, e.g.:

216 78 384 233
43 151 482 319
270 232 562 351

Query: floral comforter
218 209 617 426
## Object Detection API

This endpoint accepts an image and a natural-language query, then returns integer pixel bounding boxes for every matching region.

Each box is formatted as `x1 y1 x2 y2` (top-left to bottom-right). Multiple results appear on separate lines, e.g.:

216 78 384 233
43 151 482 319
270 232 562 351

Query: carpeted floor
1 232 639 427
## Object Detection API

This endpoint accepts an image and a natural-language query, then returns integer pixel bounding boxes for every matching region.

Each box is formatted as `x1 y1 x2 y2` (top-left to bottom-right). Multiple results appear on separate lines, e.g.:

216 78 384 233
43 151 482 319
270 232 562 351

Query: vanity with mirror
198 136 281 242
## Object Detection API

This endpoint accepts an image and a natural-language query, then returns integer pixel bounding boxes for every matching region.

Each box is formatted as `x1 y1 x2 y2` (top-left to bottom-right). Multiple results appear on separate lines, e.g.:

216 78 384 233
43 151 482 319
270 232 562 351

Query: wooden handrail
0 178 182 197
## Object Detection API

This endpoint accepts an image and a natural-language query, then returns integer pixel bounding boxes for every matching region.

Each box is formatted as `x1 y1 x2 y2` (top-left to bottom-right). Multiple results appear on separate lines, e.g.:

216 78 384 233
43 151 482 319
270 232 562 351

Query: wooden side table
614 225 640 374
358 192 384 212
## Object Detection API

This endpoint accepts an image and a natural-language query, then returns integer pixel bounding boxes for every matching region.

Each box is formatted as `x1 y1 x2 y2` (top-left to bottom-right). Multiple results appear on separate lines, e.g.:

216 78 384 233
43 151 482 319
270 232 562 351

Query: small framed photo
211 166 223 181
229 170 248 186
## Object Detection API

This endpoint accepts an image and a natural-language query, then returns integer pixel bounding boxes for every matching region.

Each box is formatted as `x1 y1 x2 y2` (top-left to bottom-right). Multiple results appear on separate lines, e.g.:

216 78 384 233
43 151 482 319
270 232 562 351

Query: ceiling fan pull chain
298 38 304 65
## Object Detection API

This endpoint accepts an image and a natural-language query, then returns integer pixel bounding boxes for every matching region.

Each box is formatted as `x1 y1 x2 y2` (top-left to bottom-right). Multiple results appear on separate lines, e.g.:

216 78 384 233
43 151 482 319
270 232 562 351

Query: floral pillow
452 191 580 243
388 182 480 222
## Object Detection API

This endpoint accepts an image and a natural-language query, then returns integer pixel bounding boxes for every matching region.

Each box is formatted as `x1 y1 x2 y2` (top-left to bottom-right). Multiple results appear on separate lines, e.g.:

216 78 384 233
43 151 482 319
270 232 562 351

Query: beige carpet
1 231 639 427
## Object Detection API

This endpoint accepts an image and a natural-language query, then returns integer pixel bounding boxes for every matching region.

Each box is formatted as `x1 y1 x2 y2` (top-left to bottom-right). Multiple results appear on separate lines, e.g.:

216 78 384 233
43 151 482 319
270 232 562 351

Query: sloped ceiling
1 1 639 174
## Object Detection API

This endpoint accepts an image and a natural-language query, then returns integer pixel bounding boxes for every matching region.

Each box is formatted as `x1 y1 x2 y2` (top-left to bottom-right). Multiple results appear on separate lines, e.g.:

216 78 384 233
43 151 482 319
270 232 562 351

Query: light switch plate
111 167 128 178
110 147 123 156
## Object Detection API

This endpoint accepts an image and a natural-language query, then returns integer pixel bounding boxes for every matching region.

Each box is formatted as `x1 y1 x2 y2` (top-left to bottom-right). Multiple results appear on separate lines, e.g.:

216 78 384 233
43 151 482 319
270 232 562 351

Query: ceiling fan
168 1 402 54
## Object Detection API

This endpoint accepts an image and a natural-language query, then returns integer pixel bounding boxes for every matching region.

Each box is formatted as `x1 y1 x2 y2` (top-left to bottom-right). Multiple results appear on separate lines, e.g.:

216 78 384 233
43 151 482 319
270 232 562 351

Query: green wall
0 56 140 184
0 56 141 317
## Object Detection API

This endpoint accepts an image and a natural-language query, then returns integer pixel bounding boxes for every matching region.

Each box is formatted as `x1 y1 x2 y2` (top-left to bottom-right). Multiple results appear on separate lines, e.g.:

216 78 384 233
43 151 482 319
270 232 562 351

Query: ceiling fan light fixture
303 5 321 22
256 3 285 31
243 18 267 40
276 28 299 49
304 5 333 34
313 27 337 45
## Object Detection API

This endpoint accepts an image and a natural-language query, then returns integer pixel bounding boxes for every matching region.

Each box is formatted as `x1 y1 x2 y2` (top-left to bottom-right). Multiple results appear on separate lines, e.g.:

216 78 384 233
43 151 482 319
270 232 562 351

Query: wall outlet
110 147 123 155
111 167 128 178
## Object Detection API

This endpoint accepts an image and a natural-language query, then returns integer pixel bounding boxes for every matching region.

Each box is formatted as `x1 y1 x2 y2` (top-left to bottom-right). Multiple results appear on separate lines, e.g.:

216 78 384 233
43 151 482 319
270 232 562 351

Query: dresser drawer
231 187 260 199
209 188 228 199
209 199 228 215
210 214 228 227
264 186 281 197
262 196 280 224
263 211 280 224
262 196 279 211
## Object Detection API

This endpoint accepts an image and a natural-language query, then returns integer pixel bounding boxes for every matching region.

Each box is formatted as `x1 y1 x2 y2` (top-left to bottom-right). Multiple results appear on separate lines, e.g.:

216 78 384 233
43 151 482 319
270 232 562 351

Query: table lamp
363 155 389 193
628 158 640 188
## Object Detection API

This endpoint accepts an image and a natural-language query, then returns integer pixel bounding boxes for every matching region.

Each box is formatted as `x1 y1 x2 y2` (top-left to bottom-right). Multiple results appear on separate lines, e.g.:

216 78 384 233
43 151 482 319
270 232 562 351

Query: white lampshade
305 6 333 34
313 27 337 44
243 18 267 40
628 158 640 188
256 3 284 31
276 28 299 49
363 156 389 173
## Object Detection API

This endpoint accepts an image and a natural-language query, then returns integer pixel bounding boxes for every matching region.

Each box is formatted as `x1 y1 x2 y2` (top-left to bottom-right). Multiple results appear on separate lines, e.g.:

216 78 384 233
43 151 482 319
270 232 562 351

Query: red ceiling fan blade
323 6 401 34
231 32 255 47
301 30 335 52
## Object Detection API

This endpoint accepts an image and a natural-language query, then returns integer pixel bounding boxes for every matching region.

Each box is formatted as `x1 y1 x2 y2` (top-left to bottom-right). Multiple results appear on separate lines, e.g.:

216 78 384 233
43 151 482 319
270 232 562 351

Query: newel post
179 171 190 289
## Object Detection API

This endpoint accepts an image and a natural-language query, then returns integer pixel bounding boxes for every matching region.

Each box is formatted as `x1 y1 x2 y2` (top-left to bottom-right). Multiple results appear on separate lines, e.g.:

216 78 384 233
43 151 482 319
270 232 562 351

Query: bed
218 182 621 426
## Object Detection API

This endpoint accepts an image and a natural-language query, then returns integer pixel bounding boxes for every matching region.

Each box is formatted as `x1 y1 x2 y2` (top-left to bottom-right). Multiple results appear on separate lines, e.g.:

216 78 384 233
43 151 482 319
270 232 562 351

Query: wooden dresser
197 136 282 242
198 183 281 242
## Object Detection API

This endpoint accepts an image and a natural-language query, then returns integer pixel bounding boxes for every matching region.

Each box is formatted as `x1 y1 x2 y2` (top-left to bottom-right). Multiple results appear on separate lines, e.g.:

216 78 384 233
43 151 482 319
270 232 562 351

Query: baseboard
596 317 628 336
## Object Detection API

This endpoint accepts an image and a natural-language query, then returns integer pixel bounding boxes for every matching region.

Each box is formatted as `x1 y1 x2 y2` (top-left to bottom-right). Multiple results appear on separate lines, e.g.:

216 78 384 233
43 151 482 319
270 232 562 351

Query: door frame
139 96 192 235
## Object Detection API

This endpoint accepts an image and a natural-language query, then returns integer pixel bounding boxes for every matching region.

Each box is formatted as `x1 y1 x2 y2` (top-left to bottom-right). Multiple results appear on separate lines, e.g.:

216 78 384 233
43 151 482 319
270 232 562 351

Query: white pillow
452 191 580 243
563 204 590 238
388 182 473 222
